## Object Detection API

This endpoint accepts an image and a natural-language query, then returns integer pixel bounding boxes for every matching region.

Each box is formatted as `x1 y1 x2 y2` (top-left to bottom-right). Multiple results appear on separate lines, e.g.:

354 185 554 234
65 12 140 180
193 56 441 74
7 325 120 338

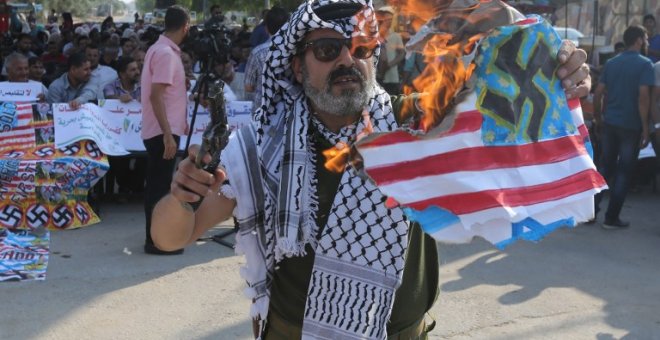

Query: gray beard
302 64 376 117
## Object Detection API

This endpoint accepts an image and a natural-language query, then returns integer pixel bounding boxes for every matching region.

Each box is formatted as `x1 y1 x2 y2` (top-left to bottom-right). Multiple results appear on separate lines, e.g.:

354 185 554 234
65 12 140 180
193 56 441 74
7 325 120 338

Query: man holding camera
140 5 190 255
205 4 224 29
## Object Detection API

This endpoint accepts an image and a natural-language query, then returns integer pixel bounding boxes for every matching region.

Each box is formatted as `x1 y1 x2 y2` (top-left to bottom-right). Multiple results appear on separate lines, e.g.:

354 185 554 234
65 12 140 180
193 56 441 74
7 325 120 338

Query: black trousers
143 134 180 245
107 156 147 193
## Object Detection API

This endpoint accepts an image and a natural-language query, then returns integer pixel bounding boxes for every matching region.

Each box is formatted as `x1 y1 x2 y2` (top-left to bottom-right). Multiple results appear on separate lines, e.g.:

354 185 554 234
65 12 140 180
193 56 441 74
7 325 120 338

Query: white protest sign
53 103 130 155
98 99 144 151
0 82 42 102
180 101 253 150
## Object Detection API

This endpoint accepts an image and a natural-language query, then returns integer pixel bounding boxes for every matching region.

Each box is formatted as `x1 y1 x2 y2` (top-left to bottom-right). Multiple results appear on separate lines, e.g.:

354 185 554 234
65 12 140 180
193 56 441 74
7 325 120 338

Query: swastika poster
0 101 108 231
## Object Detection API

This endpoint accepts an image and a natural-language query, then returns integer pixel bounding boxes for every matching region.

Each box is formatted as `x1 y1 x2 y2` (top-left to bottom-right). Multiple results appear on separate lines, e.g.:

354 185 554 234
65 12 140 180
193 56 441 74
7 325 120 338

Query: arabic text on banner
180 100 253 150
92 99 253 152
53 103 130 156
98 99 145 151
0 82 43 102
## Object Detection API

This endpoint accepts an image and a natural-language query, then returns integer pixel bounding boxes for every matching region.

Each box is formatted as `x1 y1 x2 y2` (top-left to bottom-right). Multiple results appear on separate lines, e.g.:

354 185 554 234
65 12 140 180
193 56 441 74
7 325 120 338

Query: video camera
187 24 231 65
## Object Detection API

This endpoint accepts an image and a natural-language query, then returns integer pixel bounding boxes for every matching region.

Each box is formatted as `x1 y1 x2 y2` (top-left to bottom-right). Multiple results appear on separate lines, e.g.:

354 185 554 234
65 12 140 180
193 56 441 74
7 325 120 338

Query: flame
323 109 374 173
323 142 350 173
402 34 480 130
398 0 488 131
394 0 440 31
323 0 488 171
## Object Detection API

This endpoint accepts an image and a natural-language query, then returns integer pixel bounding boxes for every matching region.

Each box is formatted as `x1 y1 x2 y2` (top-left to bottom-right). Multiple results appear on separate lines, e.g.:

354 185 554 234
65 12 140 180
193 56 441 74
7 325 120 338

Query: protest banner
0 82 43 102
180 101 253 150
1 102 108 232
95 100 253 152
53 103 130 156
2 101 107 282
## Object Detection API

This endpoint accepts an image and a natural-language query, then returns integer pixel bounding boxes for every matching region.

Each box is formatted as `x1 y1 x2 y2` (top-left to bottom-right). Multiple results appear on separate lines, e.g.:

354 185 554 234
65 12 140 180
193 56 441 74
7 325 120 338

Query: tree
39 0 129 20
136 0 155 15
135 0 305 22
43 0 96 18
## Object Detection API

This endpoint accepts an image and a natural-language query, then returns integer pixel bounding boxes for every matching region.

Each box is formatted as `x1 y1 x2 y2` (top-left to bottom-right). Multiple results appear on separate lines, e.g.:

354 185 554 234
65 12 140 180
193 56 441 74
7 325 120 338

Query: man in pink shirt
141 5 190 255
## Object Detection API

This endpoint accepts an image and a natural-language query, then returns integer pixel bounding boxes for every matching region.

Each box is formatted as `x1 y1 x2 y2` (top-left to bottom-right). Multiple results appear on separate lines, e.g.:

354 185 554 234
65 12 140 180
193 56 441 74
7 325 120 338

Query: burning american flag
354 10 606 248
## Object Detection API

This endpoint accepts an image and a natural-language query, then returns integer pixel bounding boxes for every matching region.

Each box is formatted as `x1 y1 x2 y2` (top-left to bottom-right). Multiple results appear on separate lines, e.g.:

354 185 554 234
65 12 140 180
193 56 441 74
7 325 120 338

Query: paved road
1 191 659 339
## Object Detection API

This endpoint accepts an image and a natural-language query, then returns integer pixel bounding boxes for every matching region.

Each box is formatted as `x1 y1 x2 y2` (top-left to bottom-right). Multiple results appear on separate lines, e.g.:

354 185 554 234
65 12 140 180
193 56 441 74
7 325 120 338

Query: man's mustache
329 66 366 84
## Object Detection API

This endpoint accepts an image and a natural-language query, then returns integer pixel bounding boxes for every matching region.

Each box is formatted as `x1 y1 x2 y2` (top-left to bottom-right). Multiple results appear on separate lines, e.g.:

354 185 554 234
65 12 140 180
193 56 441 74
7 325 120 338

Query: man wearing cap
151 0 591 338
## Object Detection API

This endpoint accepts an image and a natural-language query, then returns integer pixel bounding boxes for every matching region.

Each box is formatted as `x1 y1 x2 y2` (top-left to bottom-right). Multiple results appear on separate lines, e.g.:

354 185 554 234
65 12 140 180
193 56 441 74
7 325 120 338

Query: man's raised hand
170 144 226 203
556 40 591 99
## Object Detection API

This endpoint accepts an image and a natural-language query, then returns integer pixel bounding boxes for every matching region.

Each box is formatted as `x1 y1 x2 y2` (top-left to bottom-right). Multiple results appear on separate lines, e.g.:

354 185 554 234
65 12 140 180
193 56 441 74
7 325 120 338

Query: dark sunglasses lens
312 39 343 62
352 45 373 59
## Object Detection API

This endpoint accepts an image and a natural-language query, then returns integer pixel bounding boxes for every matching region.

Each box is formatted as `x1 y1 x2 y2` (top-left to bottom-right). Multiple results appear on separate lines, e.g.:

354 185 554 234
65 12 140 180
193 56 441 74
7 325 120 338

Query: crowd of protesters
0 5 433 104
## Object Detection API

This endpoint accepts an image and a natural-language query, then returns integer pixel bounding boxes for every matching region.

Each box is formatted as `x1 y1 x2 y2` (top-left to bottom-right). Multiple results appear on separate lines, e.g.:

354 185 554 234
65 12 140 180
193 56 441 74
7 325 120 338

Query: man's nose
335 44 356 67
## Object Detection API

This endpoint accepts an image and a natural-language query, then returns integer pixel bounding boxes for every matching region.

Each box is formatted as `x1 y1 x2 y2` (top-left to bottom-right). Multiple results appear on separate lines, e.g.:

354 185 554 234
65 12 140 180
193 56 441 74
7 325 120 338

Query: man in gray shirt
46 52 97 109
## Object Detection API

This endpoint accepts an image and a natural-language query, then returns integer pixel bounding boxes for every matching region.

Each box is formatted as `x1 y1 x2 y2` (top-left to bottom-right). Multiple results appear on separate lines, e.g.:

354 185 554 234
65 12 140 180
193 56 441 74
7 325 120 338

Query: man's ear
292 55 304 83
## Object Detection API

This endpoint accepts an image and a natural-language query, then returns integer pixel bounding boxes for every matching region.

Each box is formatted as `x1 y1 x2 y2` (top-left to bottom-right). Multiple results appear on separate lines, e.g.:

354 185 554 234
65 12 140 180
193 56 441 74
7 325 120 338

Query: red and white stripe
356 93 607 245
0 103 36 150
0 160 36 191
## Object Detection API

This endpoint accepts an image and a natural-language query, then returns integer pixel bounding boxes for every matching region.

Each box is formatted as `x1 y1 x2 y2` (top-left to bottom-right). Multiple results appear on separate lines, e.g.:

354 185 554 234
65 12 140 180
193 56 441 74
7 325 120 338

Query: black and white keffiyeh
220 1 411 338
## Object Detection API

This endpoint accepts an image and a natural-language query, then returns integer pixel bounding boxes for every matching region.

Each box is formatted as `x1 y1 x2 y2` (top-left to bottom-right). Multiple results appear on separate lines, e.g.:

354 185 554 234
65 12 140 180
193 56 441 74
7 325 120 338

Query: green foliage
38 0 128 19
184 0 303 16
42 0 94 17
135 0 155 15
132 0 305 21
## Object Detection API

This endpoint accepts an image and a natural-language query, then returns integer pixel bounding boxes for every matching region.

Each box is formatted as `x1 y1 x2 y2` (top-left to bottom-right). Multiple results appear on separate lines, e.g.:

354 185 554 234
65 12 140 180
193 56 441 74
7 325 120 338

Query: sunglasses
298 37 377 62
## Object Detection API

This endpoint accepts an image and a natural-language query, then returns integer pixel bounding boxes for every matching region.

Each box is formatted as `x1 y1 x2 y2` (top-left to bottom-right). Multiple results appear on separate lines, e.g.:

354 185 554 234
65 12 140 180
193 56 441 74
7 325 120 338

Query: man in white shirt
0 52 48 101
85 44 118 99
